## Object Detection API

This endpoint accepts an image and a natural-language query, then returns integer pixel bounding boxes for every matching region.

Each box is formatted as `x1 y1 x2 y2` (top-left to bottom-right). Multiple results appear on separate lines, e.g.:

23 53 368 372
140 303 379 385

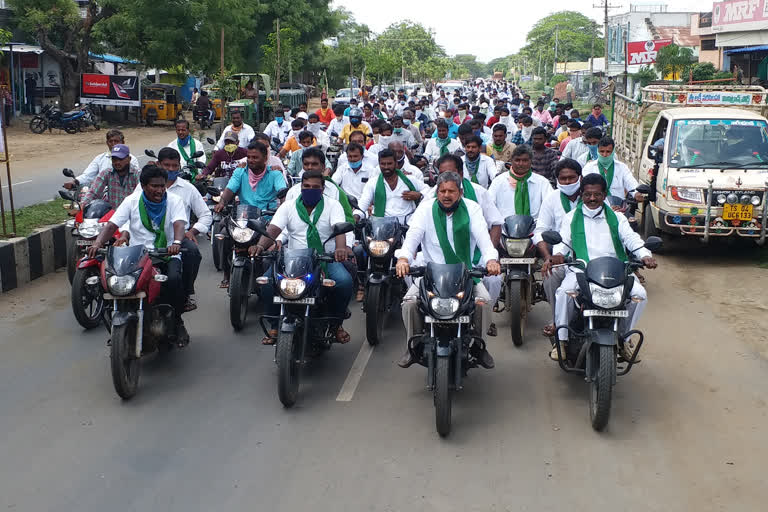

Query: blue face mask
349 159 363 170
301 188 323 207
588 144 599 159
394 127 403 134
403 119 411 126
167 171 180 182
276 116 284 124
178 135 191 146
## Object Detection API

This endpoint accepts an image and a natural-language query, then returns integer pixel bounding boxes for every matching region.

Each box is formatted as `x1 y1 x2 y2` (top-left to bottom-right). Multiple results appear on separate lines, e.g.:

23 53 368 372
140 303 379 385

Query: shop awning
0 44 44 54
725 45 768 55
89 53 138 64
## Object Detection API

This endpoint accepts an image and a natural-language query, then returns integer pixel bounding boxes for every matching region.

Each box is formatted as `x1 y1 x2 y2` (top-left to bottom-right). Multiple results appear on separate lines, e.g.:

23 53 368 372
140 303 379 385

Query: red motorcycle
89 245 186 399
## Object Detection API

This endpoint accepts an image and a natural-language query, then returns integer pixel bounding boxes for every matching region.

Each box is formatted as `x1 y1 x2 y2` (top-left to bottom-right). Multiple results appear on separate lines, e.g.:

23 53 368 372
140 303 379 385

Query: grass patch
1 198 71 238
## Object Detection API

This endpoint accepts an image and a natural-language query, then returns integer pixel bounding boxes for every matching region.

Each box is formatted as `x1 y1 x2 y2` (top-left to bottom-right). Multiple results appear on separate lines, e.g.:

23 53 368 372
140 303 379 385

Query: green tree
549 74 568 87
690 62 717 82
631 65 658 87
654 44 695 81
453 54 484 78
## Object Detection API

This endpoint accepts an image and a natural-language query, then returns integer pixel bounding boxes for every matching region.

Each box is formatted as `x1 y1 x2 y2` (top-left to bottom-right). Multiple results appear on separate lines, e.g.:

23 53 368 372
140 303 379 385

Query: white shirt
326 117 347 137
532 189 578 244
337 150 378 169
167 138 207 165
131 178 212 234
424 138 461 162
389 129 414 147
262 120 291 145
423 181 503 229
582 159 639 199
331 162 376 200
214 123 256 150
357 172 427 223
395 198 499 265
270 196 346 252
487 170 553 220
76 152 140 185
461 153 496 188
553 203 651 260
561 137 589 161
111 193 187 250
285 181 354 246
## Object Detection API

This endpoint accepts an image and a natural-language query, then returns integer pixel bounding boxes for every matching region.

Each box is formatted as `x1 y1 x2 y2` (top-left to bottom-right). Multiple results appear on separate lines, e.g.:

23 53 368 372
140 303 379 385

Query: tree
9 0 118 108
654 44 695 81
631 65 658 87
453 55 484 78
690 62 717 82
261 26 306 83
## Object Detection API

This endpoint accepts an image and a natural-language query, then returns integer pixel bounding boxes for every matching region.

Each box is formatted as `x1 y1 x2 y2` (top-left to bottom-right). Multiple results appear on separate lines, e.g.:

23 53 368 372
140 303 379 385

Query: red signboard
80 74 140 106
19 54 39 68
81 74 110 95
712 0 768 32
626 39 673 66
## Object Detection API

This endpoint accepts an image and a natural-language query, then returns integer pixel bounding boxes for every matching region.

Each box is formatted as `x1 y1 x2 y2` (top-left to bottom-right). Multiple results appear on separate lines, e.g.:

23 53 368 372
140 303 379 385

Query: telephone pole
593 1 622 77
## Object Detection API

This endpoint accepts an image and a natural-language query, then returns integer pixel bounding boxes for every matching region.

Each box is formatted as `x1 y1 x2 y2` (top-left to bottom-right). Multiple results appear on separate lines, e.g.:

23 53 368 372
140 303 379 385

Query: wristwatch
172 240 182 245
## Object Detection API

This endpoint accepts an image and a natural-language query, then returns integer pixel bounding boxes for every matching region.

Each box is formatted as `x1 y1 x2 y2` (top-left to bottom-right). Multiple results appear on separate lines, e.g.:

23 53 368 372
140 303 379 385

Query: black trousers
180 238 202 295
158 258 185 318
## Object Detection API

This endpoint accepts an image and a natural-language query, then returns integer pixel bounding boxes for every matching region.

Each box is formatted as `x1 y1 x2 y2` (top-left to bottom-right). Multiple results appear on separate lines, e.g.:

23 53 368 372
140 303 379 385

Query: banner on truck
626 39 673 65
80 74 141 107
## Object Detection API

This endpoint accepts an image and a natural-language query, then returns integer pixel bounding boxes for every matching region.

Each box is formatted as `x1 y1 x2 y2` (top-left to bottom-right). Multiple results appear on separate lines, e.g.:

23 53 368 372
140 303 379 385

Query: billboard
626 39 673 65
80 74 141 106
712 0 768 32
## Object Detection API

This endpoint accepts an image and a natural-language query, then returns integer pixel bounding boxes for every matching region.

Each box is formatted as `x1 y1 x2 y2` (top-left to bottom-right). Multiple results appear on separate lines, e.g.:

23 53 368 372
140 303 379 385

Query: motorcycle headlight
368 240 391 256
231 226 255 243
588 283 624 309
108 275 137 296
505 238 530 257
430 297 459 316
78 219 103 239
280 278 306 299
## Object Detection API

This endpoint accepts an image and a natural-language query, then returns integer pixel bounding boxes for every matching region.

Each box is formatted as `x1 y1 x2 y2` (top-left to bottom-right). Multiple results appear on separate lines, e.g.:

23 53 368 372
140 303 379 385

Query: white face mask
521 126 533 140
582 203 604 218
557 180 580 196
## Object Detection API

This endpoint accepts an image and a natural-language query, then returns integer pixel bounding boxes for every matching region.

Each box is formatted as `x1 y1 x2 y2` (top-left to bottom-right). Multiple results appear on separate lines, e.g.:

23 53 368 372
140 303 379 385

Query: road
1 239 767 511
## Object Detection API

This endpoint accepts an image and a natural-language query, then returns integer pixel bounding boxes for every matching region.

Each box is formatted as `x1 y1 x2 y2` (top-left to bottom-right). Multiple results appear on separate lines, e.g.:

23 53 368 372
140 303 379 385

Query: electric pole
275 18 281 105
553 27 559 75
593 1 622 77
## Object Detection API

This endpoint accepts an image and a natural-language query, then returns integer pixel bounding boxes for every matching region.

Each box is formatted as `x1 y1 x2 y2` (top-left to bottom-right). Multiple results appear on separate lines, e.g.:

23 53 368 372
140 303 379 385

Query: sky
332 0 709 62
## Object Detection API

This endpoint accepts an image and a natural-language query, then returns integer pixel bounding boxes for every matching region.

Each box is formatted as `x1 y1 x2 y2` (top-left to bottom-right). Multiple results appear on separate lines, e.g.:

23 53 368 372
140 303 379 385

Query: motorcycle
59 168 95 283
144 148 207 195
77 104 101 131
325 132 343 171
205 177 231 271
29 102 87 134
193 105 214 130
254 221 355 408
213 203 273 331
92 245 188 400
401 263 488 437
541 230 662 431
498 214 544 346
359 216 406 345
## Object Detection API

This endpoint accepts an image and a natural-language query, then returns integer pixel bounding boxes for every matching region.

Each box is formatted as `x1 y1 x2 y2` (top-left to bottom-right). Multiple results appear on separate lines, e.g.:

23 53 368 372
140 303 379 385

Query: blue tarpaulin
725 45 768 55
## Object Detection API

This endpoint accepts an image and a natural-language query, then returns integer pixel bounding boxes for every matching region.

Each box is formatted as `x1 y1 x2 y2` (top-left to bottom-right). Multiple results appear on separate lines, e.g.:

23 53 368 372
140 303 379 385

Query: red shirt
316 108 334 125
486 116 499 127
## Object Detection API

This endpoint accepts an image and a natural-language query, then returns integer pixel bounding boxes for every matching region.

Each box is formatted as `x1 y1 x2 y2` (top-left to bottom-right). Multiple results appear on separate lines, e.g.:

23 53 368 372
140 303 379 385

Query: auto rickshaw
141 84 184 126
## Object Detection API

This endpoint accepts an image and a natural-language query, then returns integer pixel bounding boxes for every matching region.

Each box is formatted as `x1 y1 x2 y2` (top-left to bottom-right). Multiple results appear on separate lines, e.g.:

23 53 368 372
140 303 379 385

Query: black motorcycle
498 214 544 346
403 263 488 437
360 216 406 345
29 102 86 134
193 105 214 130
206 177 231 271
254 222 355 408
541 230 662 431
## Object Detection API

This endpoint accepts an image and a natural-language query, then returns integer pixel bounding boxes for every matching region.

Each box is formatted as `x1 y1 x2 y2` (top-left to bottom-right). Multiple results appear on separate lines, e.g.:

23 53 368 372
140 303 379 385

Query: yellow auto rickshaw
141 84 184 126
200 84 223 120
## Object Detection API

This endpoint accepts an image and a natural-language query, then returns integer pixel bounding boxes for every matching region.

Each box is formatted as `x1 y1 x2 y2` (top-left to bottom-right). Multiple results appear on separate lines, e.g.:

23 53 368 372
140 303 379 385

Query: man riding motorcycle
199 131 247 179
82 144 141 209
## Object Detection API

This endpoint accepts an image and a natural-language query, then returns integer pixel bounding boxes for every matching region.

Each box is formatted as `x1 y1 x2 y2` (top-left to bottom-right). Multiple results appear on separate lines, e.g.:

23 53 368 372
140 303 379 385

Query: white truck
612 84 768 244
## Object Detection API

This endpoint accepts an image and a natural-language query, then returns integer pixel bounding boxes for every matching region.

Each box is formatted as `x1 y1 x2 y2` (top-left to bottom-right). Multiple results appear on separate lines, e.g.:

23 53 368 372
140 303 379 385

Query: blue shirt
585 113 608 126
226 166 286 210
431 123 459 140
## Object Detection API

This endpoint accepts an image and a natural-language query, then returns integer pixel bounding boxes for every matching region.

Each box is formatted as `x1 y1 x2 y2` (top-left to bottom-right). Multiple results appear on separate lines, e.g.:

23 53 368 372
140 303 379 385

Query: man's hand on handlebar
63 180 77 190
641 256 657 269
334 247 347 263
248 244 264 257
167 242 181 256
486 260 501 276
87 242 102 259
396 258 410 278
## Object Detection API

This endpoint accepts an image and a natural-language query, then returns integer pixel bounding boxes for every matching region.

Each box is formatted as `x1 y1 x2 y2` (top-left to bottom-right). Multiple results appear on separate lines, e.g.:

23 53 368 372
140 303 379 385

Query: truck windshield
668 119 768 168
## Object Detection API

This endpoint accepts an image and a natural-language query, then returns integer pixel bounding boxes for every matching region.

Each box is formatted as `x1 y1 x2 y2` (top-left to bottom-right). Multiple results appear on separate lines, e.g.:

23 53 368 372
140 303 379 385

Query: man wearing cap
199 131 247 179
82 144 141 209
214 110 255 150
168 119 206 167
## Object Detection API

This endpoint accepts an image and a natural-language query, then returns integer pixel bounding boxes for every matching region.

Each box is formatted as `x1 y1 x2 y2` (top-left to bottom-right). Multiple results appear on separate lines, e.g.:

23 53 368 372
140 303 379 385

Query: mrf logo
627 39 672 65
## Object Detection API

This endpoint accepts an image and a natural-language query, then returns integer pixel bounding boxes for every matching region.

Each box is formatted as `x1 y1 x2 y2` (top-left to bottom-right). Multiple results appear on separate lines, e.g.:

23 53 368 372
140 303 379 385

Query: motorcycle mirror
206 137 216 145
58 190 75 201
252 221 274 241
330 131 338 137
272 137 281 145
643 236 663 253
194 161 206 168
346 195 359 210
191 150 204 158
144 149 157 158
206 187 221 197
541 230 562 245
62 168 75 178
635 184 651 195
331 222 355 237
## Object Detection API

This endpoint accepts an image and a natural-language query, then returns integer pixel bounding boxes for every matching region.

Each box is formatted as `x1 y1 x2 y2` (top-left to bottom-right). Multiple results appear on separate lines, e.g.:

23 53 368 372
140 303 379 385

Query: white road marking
1 179 32 188
336 340 375 402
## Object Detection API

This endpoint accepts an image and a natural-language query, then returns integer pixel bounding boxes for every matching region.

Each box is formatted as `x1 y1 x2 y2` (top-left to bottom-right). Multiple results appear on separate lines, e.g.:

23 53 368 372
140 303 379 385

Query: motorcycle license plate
273 296 316 305
722 203 753 221
500 257 535 265
76 239 94 246
583 309 629 318
424 315 471 324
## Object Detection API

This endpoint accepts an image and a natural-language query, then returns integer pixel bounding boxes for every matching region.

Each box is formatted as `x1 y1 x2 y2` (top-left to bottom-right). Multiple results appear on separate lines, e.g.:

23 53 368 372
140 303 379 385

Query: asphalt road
1 243 766 511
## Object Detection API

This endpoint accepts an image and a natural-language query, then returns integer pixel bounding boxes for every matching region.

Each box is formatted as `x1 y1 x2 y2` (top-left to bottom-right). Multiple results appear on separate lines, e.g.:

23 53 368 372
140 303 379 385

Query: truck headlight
751 195 761 206
108 275 136 296
231 226 254 243
280 278 306 299
588 283 624 309
505 238 529 256
368 240 391 256
430 297 459 316
670 187 703 204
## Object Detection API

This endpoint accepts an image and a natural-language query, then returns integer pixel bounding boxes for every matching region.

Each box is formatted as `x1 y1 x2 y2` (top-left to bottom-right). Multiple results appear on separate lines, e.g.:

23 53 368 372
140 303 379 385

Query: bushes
549 74 568 87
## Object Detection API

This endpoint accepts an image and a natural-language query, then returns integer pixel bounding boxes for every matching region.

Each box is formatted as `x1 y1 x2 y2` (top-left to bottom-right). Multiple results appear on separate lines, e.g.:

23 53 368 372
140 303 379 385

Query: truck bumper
659 206 768 244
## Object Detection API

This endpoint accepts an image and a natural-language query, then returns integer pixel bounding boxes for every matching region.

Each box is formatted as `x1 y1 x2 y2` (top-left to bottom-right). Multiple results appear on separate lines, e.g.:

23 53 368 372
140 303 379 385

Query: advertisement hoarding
80 74 141 107
712 0 768 32
626 39 673 66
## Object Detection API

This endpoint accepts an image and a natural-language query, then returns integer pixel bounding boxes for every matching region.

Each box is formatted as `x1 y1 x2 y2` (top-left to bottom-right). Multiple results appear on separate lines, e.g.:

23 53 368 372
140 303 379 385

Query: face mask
373 133 380 143
292 130 301 138
480 108 488 115
395 127 404 135
178 135 191 146
403 119 411 126
301 188 323 207
438 198 460 213
597 152 614 166
224 143 238 153
167 171 180 182
275 116 284 124
588 144 599 159
582 203 604 217
521 126 533 140
349 159 362 170
557 180 580 196
308 123 321 135
444 117 453 126
397 156 406 168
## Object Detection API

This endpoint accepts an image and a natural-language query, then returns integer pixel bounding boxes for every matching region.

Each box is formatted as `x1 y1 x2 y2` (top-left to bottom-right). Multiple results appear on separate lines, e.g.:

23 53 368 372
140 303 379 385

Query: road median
0 220 70 293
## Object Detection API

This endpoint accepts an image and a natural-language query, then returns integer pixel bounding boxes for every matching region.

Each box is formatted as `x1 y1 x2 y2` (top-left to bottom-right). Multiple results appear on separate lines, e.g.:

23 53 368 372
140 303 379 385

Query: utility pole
220 27 225 77
275 18 281 105
553 27 559 75
594 1 622 79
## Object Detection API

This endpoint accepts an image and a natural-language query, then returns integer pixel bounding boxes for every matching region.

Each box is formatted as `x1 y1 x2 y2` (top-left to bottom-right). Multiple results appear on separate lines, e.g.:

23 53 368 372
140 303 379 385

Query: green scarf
437 137 451 157
295 196 327 270
138 195 167 250
560 192 574 213
432 199 471 267
461 179 482 264
597 158 615 190
491 143 505 153
510 169 532 216
571 201 627 263
324 177 354 222
177 138 196 164
373 170 416 217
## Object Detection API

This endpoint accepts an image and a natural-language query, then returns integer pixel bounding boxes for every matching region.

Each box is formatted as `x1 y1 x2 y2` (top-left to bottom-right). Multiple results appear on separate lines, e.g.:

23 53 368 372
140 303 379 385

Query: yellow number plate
722 204 753 221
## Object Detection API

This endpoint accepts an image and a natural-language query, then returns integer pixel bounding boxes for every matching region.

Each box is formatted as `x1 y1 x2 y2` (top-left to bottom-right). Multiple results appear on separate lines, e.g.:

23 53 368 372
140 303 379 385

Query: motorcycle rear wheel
211 222 223 271
29 116 47 134
71 267 104 329
64 123 78 134
506 280 528 346
229 266 249 331
590 344 615 431
364 283 385 346
110 322 141 400
434 356 453 437
277 328 301 407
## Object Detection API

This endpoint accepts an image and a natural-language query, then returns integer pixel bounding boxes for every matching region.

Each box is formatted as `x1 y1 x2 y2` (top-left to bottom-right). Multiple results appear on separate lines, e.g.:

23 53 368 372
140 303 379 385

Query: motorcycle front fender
280 319 298 333
77 257 100 269
367 272 389 286
505 267 530 280
232 255 249 268
111 310 138 328
587 328 618 346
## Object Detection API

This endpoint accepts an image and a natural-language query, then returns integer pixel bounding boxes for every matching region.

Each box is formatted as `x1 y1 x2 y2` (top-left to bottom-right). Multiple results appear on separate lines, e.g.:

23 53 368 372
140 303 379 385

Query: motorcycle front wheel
364 283 385 346
110 322 141 400
29 116 47 134
434 356 453 437
276 327 301 407
505 279 528 346
229 265 249 331
67 242 80 284
71 267 104 329
589 344 616 432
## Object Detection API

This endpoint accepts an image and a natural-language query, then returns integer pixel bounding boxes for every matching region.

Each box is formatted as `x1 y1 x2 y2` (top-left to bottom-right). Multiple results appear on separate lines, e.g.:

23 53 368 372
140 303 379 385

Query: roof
662 107 767 120
653 26 699 47
725 45 768 55
0 44 44 54
89 53 138 64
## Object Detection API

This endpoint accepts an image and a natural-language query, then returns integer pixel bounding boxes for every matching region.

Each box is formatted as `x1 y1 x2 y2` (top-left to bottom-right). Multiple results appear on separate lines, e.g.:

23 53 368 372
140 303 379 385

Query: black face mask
438 198 460 213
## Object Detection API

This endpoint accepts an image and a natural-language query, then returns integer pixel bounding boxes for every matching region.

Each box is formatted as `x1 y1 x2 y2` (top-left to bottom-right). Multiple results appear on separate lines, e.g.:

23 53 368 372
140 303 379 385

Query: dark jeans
180 238 202 295
158 258 185 318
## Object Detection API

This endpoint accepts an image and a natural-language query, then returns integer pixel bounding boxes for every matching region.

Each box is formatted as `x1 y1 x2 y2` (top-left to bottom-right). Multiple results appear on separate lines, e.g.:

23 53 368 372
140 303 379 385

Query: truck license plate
722 203 753 221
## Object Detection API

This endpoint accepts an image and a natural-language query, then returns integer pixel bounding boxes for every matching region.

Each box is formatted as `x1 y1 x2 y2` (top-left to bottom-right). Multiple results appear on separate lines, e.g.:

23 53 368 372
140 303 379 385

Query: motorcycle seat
63 110 82 117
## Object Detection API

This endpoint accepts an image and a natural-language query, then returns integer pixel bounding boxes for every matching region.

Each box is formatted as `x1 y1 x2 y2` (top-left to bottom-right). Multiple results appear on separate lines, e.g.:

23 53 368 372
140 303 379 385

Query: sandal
335 326 351 344
261 329 278 345
184 297 198 312
542 324 556 337
219 279 229 289
356 288 365 302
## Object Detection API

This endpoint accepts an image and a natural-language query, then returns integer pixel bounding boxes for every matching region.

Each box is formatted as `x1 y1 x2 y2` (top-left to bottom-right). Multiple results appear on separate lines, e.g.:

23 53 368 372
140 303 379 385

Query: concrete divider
0 223 71 293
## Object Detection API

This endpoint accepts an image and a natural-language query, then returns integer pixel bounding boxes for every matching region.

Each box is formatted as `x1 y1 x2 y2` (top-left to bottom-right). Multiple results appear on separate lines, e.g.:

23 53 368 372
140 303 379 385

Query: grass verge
1 198 71 238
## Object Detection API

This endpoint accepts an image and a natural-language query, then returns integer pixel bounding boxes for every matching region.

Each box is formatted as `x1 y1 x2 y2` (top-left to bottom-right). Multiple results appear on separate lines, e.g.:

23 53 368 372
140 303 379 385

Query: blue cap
111 144 130 159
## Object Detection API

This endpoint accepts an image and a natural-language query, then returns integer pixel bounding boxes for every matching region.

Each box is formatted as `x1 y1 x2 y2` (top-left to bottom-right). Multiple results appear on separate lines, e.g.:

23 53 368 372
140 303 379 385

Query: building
692 11 720 69
707 0 768 83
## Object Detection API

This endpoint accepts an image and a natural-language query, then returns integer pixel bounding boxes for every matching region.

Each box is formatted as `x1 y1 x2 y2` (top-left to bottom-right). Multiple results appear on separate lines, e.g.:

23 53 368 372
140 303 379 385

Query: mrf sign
626 39 673 66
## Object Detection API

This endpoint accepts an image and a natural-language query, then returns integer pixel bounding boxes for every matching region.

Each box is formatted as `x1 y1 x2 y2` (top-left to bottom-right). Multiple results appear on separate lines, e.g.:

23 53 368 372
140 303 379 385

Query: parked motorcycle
29 102 87 134
360 216 406 345
254 221 355 408
401 263 488 437
541 230 662 431
498 214 544 346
